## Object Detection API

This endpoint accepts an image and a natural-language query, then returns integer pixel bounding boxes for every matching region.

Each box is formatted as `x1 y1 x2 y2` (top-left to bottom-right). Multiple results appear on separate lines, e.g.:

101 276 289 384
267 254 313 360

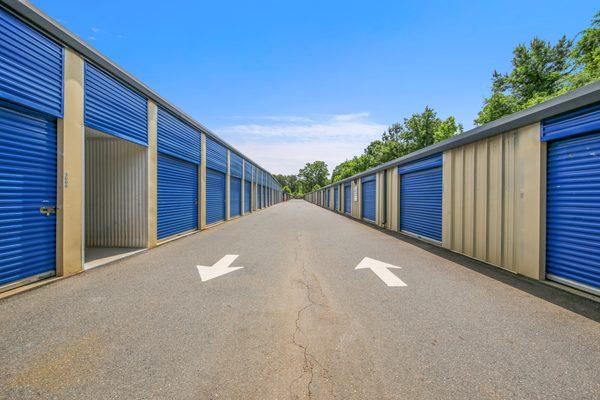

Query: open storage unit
83 63 149 268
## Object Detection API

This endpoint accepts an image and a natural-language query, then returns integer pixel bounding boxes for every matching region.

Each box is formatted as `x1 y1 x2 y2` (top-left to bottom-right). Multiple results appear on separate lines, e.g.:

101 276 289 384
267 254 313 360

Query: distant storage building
307 84 600 297
0 2 282 295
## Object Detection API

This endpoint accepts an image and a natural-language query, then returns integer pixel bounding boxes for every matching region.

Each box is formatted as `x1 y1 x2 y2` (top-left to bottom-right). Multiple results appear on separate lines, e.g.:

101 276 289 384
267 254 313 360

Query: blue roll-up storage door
0 9 63 117
84 63 148 146
541 102 600 142
157 153 198 239
334 187 339 211
244 161 252 181
546 133 600 294
206 137 227 173
230 177 241 217
400 167 442 241
230 153 242 179
344 184 351 214
157 107 200 164
0 104 56 288
362 175 376 221
206 169 226 224
244 180 251 213
399 154 443 241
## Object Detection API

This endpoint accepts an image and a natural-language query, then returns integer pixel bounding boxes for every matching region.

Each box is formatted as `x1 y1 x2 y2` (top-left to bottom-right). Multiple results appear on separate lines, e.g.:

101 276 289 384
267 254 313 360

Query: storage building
0 2 282 295
306 83 600 297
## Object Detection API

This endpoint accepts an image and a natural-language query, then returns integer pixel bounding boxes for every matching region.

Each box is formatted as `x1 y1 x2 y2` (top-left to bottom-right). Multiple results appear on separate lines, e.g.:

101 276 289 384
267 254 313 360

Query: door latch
40 206 56 216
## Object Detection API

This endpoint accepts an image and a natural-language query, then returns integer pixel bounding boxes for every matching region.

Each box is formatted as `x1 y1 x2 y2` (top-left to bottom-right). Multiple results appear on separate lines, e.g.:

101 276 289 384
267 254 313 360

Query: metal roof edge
0 0 281 189
311 81 600 192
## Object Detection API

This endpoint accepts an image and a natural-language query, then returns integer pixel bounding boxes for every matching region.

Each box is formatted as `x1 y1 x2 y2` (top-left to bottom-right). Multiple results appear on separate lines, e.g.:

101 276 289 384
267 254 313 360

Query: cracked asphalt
1 200 599 399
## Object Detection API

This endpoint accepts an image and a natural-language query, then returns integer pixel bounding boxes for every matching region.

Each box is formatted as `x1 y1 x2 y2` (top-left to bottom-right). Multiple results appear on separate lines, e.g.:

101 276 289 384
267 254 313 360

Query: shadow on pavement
337 210 600 323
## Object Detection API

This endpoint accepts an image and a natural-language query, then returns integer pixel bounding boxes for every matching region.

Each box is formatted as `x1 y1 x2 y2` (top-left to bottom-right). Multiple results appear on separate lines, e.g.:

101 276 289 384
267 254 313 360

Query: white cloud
91 27 101 33
234 140 371 176
216 112 386 175
331 112 370 122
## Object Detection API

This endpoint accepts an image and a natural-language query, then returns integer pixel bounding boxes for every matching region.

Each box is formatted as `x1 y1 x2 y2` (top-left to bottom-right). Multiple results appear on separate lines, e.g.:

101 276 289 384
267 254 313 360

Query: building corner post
226 150 231 220
200 133 207 229
146 100 158 248
57 48 85 277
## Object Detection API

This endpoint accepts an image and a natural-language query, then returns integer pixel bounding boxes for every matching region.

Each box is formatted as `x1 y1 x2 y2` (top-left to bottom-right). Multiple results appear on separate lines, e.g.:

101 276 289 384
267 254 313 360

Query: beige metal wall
331 187 335 211
57 49 84 277
442 123 545 279
351 180 361 219
376 171 385 226
384 167 399 231
85 134 148 248
200 133 207 229
146 101 158 248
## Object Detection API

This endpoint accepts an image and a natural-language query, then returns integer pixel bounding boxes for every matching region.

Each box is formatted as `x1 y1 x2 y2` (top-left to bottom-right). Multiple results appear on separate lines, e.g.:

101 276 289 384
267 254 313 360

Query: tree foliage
570 11 600 88
331 107 462 182
274 161 329 197
273 174 299 194
475 11 600 125
298 161 329 193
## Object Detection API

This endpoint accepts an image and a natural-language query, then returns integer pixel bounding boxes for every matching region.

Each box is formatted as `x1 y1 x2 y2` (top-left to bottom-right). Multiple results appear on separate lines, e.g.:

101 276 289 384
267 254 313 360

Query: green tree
400 107 463 153
331 155 371 182
331 107 462 183
282 185 292 195
570 11 600 88
274 174 300 195
475 36 573 125
298 161 329 192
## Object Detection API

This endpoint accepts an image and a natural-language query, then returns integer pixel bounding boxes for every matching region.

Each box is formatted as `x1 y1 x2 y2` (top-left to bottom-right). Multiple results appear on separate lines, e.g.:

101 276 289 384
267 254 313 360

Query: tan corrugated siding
85 136 148 248
442 123 544 279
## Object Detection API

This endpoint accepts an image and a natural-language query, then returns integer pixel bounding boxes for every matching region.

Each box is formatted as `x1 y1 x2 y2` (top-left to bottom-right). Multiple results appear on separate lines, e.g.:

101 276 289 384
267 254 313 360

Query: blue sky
35 0 598 175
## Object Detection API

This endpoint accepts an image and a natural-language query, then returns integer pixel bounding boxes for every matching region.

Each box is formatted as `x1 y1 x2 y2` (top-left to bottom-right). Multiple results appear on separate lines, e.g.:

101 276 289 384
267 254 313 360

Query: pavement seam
288 232 328 400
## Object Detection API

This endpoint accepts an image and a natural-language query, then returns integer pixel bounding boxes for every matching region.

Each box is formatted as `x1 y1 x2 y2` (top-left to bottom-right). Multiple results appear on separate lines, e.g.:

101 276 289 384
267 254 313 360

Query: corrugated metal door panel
546 133 600 293
258 185 263 208
398 154 443 174
334 187 339 211
0 104 56 287
86 139 147 247
230 177 241 217
542 102 600 142
0 8 63 117
230 152 242 178
157 107 200 164
400 167 443 241
362 176 376 221
157 153 198 240
206 137 227 173
244 180 251 213
206 168 226 224
84 63 148 146
344 184 351 214
244 161 252 181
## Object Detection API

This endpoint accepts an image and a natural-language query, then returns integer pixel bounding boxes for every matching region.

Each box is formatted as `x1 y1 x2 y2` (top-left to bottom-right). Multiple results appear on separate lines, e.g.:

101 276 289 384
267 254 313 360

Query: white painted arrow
355 257 407 287
196 255 244 282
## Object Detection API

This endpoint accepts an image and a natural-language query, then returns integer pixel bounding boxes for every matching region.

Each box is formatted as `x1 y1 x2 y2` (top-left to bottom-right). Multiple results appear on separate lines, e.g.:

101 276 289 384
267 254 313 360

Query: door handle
40 206 56 216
